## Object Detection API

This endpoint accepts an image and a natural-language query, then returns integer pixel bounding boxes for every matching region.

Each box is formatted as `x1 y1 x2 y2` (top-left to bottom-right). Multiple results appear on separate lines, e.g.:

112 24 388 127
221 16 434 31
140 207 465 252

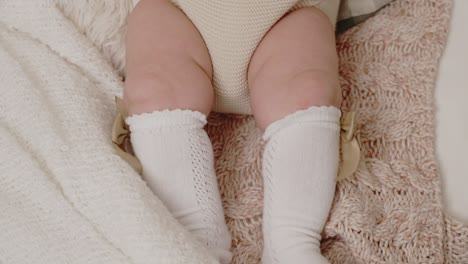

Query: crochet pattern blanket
0 0 466 263
206 1 468 263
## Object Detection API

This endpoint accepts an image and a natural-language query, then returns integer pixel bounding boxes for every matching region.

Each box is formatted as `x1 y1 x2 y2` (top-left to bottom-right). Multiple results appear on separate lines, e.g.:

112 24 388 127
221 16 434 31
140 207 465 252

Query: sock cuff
126 109 207 132
263 106 341 141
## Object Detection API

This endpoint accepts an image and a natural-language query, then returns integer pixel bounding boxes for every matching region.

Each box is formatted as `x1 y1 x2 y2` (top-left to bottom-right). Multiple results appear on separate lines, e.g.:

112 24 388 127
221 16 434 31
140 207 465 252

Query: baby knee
287 70 342 110
124 70 214 116
251 70 342 130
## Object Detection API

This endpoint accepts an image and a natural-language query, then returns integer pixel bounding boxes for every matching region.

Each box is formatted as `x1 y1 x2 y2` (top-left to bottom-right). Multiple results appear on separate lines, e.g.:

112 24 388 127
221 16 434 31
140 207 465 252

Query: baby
124 0 341 263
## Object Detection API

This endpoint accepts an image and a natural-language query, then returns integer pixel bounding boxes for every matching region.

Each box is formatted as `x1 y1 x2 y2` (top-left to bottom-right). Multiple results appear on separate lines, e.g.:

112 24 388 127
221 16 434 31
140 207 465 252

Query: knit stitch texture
201 0 466 263
170 0 338 114
126 110 232 263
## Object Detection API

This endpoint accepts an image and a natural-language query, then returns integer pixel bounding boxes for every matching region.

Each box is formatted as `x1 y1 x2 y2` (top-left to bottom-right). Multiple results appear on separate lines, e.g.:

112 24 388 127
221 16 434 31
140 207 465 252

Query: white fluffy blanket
0 0 218 263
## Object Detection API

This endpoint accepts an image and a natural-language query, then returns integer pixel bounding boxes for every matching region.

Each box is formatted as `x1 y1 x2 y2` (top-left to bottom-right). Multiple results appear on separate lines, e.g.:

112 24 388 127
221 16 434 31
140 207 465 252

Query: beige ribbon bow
337 111 360 181
111 97 143 175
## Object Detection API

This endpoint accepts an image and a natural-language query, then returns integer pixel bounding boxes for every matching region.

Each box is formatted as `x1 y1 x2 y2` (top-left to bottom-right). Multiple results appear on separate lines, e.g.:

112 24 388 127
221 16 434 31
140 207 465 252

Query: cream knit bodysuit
171 0 340 114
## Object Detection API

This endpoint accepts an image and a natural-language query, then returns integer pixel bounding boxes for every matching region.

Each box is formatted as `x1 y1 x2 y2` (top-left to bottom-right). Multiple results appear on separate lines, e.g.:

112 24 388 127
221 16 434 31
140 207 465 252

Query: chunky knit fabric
171 0 340 114
0 1 218 263
202 0 465 263
1 0 467 264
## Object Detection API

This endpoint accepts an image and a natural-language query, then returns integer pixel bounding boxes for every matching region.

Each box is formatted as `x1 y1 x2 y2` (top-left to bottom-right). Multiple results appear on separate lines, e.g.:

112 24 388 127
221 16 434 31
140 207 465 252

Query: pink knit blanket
204 0 468 263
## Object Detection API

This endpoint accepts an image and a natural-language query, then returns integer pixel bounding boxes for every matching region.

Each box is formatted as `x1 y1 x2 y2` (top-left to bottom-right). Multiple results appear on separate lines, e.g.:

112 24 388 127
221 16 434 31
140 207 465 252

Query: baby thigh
248 7 342 130
124 0 213 116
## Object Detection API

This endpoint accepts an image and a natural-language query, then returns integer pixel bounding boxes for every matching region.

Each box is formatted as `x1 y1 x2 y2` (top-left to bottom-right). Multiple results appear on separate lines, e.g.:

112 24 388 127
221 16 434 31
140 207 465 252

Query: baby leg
248 7 341 264
124 0 231 262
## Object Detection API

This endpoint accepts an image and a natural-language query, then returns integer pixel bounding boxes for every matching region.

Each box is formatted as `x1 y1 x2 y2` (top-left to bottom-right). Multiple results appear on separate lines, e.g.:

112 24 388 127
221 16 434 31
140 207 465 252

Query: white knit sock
126 110 232 264
261 106 341 264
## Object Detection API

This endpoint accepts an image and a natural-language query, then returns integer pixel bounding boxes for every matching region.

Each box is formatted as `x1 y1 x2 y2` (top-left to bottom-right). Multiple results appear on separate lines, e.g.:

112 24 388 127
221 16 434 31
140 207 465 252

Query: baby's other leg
124 1 231 263
248 7 341 264
125 0 213 116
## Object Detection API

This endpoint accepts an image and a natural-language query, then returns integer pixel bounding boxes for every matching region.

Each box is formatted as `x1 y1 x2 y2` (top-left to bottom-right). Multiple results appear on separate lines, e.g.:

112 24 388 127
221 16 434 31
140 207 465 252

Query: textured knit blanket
1 0 467 263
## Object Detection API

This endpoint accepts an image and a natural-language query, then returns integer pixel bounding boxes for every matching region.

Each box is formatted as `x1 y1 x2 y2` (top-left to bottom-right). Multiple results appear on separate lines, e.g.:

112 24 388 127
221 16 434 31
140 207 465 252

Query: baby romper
170 0 341 114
